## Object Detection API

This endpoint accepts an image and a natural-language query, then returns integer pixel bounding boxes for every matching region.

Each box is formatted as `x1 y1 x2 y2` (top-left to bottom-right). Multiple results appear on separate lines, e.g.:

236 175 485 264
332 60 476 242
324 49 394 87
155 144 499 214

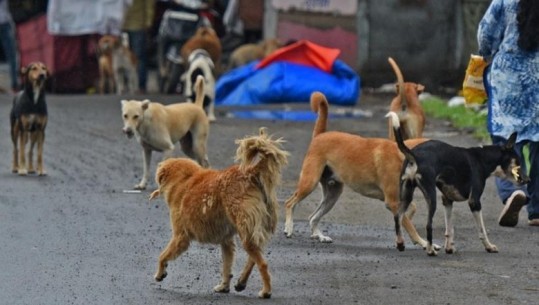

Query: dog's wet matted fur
388 111 529 256
121 76 210 190
149 127 288 298
284 92 436 249
10 62 49 176
387 57 425 141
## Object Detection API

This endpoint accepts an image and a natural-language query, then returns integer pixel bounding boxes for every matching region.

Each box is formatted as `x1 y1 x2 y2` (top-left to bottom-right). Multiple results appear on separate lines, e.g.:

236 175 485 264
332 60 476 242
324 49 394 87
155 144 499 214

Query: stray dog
97 35 138 95
10 62 49 176
227 38 281 70
388 111 529 256
284 92 435 249
121 76 210 190
149 127 288 298
183 50 216 121
180 27 222 73
387 57 425 141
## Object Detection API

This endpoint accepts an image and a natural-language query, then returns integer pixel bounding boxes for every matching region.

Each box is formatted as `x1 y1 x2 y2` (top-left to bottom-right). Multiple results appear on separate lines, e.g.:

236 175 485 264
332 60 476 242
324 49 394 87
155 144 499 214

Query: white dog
121 77 210 190
183 49 216 121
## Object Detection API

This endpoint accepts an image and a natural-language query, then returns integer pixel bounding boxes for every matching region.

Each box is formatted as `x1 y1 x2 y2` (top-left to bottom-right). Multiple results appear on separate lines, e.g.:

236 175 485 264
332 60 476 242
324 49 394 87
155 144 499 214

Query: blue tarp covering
215 59 360 106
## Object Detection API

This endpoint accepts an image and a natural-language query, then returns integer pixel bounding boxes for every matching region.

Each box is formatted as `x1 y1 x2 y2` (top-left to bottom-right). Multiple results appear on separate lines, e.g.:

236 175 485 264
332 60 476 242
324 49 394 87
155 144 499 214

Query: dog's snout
123 127 134 138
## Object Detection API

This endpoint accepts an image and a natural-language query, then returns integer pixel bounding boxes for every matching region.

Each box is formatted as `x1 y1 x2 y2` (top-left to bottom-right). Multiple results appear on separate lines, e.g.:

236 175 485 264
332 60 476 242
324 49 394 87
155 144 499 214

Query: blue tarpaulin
215 59 360 106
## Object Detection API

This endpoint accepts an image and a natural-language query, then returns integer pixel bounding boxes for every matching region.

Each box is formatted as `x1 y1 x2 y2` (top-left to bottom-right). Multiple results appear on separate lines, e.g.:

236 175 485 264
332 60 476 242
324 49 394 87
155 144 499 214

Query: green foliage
421 97 489 141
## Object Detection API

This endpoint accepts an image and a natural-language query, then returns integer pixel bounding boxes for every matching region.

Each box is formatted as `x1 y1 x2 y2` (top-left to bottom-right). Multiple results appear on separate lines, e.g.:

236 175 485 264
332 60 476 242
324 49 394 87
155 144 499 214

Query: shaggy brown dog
284 92 436 250
180 27 222 73
227 38 282 70
149 127 288 299
10 62 49 175
387 57 425 141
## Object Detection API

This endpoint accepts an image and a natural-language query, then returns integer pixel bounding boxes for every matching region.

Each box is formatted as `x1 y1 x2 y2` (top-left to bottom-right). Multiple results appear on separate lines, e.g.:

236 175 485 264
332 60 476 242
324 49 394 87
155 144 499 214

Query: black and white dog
387 111 529 256
183 49 216 121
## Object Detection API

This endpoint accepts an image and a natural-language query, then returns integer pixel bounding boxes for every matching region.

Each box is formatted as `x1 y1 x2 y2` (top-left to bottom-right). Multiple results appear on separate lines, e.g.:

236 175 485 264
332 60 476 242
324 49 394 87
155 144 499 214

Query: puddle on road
225 108 373 121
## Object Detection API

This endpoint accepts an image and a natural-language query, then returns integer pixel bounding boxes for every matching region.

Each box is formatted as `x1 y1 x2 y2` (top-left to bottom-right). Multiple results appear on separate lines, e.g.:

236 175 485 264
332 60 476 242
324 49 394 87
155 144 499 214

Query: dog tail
194 75 205 108
310 91 329 138
235 127 289 242
388 57 407 112
386 111 417 165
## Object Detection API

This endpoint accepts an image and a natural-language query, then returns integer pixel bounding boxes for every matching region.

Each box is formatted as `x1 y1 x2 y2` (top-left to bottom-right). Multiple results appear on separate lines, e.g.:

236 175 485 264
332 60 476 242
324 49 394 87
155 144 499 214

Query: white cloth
47 0 132 35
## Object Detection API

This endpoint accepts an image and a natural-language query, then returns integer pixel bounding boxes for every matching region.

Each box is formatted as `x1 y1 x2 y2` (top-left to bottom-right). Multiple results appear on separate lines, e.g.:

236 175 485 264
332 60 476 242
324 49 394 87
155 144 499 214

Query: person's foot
498 190 527 227
528 219 539 226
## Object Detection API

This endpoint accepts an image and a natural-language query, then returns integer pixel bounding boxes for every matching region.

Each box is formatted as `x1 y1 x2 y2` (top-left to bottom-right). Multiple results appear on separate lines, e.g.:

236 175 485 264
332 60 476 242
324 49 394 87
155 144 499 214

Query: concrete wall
264 0 490 91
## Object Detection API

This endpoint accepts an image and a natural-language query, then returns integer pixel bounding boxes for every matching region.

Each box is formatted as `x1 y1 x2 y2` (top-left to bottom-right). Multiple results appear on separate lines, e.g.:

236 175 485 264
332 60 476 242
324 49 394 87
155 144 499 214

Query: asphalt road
1 93 537 305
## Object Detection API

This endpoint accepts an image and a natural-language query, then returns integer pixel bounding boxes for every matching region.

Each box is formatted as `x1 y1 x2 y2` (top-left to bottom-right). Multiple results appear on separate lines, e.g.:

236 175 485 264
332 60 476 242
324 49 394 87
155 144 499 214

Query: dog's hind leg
417 182 438 256
442 196 456 253
28 131 38 174
214 239 235 293
17 130 29 175
36 129 46 176
241 242 272 299
154 234 190 282
234 257 254 292
284 159 326 238
308 169 344 243
11 124 19 173
395 178 417 251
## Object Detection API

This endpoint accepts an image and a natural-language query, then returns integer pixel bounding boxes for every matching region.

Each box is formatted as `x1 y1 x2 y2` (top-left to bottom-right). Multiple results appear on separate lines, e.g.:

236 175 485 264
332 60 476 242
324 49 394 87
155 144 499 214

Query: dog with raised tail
10 62 49 176
149 127 288 299
183 50 216 121
284 92 435 250
387 57 425 141
121 75 209 190
387 111 529 256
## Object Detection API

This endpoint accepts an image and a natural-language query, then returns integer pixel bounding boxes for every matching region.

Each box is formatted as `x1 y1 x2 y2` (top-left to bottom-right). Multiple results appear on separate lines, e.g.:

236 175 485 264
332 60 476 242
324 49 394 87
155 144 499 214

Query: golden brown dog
149 127 289 298
227 38 282 70
121 76 209 190
97 35 138 94
180 27 222 73
387 57 425 141
10 62 49 176
284 92 437 250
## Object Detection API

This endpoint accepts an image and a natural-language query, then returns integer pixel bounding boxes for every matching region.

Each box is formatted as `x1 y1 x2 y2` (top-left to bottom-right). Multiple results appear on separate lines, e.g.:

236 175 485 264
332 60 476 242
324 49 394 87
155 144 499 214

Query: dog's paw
433 243 441 251
18 169 28 176
312 234 333 243
445 247 456 254
396 242 405 252
134 184 146 190
38 171 47 176
486 244 498 253
154 271 167 282
234 282 246 292
258 290 272 299
426 249 438 256
214 284 230 293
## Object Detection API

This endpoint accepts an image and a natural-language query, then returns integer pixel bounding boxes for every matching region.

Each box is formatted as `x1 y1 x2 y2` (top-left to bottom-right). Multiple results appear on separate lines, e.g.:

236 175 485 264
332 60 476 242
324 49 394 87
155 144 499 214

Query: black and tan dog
10 62 49 176
388 111 529 256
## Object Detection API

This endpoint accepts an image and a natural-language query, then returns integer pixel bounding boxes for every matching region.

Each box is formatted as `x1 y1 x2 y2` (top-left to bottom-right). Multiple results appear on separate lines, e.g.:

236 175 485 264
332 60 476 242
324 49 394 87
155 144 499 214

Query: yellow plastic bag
462 54 488 106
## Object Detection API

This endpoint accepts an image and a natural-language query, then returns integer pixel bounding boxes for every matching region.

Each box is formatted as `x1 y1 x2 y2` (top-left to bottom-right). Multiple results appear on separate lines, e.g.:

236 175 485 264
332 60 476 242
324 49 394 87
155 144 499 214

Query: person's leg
526 141 539 223
492 135 529 227
0 22 19 90
127 30 147 92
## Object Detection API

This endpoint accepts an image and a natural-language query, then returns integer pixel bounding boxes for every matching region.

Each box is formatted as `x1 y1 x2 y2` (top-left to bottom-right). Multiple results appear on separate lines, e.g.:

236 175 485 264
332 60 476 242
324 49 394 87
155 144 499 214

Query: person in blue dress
478 0 539 227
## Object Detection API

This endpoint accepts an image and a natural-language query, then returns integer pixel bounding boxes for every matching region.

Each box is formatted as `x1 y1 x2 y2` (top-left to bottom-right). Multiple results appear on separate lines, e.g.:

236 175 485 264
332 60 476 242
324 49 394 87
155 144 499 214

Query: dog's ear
141 99 151 111
121 99 127 106
504 132 518 150
416 84 425 93
20 65 29 77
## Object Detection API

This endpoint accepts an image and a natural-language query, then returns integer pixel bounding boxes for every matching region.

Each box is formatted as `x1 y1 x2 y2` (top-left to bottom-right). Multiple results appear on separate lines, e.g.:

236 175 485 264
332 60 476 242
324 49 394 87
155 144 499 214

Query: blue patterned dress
477 0 539 142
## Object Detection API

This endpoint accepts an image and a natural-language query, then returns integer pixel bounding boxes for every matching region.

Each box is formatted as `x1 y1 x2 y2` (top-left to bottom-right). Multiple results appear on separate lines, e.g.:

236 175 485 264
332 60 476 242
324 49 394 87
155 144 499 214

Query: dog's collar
188 49 212 64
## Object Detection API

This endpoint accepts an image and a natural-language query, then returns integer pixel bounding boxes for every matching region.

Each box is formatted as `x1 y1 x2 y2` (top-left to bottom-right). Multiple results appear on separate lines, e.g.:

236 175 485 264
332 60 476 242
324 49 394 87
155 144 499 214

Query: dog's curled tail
388 57 407 112
235 127 289 237
310 91 329 138
194 75 205 108
386 111 416 165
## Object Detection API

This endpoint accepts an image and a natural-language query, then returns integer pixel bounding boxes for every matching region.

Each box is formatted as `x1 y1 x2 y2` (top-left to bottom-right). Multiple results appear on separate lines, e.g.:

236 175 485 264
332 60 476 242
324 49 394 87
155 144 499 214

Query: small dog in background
388 111 529 256
180 26 222 73
387 57 425 141
10 62 49 176
97 34 138 95
183 50 216 121
149 127 288 298
121 76 210 190
227 38 282 70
